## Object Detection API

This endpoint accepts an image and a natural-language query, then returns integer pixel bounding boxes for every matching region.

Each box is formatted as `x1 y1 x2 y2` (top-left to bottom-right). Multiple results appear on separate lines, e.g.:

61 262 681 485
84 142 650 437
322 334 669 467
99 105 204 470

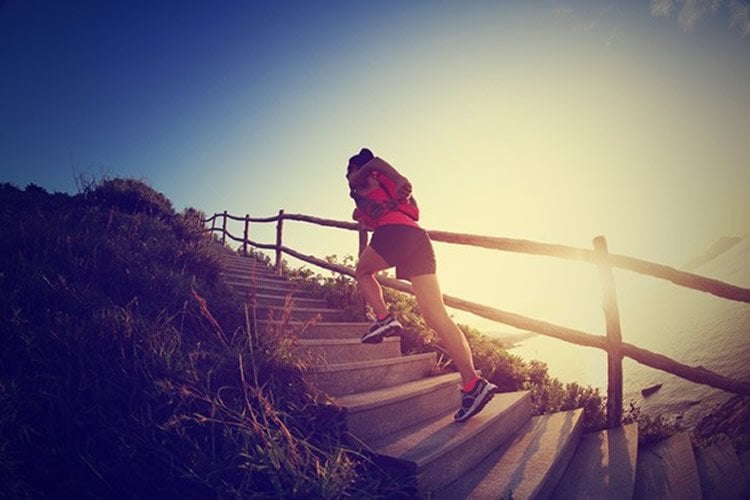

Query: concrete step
634 432 702 500
218 258 282 270
220 260 278 275
336 373 462 443
234 285 322 302
251 305 350 322
553 422 638 499
223 270 282 283
259 321 372 340
694 437 748 499
225 280 315 299
436 408 584 499
307 352 437 397
294 337 401 365
244 292 328 309
221 255 275 266
221 260 278 273
221 274 296 289
369 391 533 493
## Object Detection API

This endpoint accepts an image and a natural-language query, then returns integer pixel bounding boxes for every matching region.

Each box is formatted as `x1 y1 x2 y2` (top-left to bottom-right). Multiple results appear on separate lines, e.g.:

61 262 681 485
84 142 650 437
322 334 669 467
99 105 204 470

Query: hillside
0 180 375 498
682 235 744 274
3 179 745 497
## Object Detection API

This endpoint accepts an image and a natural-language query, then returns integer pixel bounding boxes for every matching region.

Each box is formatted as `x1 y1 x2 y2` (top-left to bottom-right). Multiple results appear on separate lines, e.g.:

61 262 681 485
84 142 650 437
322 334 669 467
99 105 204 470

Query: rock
641 383 663 397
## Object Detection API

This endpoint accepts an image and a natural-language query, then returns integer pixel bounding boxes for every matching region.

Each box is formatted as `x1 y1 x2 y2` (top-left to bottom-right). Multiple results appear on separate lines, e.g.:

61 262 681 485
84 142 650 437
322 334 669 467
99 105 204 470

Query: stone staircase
217 247 749 499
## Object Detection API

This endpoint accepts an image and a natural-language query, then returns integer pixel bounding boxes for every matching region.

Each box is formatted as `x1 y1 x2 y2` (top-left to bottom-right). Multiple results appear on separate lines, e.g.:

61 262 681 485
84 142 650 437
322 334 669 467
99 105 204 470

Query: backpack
350 172 419 227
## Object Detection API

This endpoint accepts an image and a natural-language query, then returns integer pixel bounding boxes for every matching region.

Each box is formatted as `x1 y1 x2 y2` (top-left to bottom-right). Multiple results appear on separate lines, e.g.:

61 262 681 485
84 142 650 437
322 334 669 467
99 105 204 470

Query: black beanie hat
348 148 374 168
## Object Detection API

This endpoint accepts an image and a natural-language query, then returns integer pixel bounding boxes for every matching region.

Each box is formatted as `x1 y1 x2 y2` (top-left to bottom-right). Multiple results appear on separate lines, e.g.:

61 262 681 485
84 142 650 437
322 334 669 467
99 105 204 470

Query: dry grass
0 179 404 498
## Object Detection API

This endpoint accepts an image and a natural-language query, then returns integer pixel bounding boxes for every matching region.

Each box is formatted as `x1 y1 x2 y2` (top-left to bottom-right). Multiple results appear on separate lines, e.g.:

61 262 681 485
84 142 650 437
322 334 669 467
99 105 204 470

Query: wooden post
242 214 250 256
210 215 216 232
221 210 227 245
275 209 284 275
594 235 624 428
358 227 368 255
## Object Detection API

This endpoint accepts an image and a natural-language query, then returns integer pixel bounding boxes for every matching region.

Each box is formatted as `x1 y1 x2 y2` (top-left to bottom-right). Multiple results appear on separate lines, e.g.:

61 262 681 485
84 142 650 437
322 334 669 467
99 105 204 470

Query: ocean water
491 235 750 429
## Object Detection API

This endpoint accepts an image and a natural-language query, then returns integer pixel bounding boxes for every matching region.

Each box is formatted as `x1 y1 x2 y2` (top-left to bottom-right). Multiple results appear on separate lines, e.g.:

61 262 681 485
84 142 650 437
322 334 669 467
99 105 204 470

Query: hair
347 148 374 171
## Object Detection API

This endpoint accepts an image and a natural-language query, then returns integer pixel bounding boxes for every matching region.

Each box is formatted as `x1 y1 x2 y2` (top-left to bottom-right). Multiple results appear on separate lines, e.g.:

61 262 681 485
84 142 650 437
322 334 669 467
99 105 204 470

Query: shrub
0 179 379 498
278 254 609 432
623 402 681 446
84 177 175 221
285 255 369 322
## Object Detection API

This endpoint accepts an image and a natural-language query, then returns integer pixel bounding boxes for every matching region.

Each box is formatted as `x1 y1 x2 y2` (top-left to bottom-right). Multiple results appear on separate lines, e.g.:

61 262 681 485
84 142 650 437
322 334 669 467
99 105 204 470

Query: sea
484 234 750 429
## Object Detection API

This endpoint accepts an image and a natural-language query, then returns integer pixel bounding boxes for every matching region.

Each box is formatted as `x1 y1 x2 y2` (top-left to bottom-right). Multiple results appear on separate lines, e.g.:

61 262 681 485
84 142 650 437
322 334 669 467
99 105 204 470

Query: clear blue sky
2 0 749 330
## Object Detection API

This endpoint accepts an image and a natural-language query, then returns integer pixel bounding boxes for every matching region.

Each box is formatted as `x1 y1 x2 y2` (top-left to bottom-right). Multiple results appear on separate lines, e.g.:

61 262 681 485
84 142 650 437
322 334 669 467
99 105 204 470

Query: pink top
352 172 420 230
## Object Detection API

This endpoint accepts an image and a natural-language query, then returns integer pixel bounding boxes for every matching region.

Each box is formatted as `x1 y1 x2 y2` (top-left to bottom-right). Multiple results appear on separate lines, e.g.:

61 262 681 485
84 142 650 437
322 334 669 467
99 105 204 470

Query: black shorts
369 224 436 280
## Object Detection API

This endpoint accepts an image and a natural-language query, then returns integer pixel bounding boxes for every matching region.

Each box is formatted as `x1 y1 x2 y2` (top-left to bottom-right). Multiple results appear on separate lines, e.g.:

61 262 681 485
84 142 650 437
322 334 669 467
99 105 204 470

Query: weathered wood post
242 214 250 256
275 209 284 275
358 227 368 256
210 215 216 233
221 210 228 245
594 235 624 428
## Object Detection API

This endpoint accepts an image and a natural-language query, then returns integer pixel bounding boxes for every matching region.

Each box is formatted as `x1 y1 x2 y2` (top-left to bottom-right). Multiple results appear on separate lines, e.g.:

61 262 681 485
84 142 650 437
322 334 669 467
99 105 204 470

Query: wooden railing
203 210 750 428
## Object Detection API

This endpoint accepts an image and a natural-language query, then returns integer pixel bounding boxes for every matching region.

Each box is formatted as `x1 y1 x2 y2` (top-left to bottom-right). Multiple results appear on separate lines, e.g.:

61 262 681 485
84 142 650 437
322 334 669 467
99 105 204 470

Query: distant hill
682 236 743 272
681 233 750 288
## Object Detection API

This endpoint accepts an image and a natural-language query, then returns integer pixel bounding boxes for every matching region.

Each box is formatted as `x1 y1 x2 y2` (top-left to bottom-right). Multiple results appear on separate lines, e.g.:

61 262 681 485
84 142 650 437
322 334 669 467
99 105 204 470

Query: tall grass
0 179 396 498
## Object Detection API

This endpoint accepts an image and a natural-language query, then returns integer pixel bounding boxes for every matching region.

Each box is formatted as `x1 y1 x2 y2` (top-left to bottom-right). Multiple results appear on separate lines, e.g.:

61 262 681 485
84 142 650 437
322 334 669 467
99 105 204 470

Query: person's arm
349 157 412 199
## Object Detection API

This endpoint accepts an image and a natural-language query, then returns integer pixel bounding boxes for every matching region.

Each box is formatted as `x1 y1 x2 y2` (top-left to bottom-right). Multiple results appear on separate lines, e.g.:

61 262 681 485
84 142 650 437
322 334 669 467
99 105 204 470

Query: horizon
2 0 749 333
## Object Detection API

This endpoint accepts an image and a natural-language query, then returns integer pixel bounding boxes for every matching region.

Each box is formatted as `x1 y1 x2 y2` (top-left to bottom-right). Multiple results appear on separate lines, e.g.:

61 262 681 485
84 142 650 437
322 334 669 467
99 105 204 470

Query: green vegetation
284 260 709 446
0 179 399 498
3 177 699 498
282 261 608 432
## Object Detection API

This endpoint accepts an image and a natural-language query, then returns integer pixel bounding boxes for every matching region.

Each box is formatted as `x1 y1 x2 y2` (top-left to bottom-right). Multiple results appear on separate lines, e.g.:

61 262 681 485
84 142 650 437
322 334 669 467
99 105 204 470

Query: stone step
221 255 275 266
220 259 278 274
218 256 279 268
221 274 296 289
235 285 322 301
307 352 437 397
369 391 533 493
693 437 748 499
436 408 584 499
223 271 282 283
251 305 350 322
336 372 462 443
634 432 702 500
552 422 638 499
224 280 320 300
259 321 372 340
294 337 401 365
243 292 328 309
210 244 241 257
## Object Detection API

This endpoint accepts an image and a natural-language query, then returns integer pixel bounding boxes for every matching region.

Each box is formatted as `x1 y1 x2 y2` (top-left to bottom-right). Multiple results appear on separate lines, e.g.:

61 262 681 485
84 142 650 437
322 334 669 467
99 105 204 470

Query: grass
0 179 403 498
7 176 729 497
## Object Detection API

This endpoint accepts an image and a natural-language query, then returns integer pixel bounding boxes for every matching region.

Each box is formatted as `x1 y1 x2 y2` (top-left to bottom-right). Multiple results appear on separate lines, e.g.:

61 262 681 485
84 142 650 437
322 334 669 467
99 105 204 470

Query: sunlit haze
2 0 748 336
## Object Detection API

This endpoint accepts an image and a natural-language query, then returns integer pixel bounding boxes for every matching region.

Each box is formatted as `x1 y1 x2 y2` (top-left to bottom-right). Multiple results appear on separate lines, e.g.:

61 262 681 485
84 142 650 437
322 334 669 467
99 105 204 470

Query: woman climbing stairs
215 246 744 499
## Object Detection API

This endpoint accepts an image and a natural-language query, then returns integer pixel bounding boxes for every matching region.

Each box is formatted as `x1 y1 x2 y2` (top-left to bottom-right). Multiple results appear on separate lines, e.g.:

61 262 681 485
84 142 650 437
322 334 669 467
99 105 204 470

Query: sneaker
454 378 499 422
361 314 402 344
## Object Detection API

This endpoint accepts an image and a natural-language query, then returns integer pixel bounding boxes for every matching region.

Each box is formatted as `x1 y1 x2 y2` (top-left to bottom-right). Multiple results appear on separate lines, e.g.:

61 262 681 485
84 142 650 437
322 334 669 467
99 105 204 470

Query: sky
2 0 749 333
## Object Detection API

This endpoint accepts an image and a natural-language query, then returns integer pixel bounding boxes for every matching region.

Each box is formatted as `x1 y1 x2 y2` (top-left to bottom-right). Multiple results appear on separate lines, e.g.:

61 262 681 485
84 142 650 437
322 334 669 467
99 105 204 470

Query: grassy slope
3 179 739 498
0 180 391 498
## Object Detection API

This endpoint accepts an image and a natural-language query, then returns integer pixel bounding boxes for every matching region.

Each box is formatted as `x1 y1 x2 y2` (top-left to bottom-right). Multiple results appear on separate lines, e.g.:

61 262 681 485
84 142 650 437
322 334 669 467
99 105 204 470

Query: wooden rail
204 211 750 427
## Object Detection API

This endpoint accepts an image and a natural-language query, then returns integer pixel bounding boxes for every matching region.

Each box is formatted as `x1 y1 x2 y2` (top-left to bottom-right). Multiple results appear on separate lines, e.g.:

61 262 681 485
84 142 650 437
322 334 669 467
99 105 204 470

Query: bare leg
355 246 392 319
411 274 479 387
